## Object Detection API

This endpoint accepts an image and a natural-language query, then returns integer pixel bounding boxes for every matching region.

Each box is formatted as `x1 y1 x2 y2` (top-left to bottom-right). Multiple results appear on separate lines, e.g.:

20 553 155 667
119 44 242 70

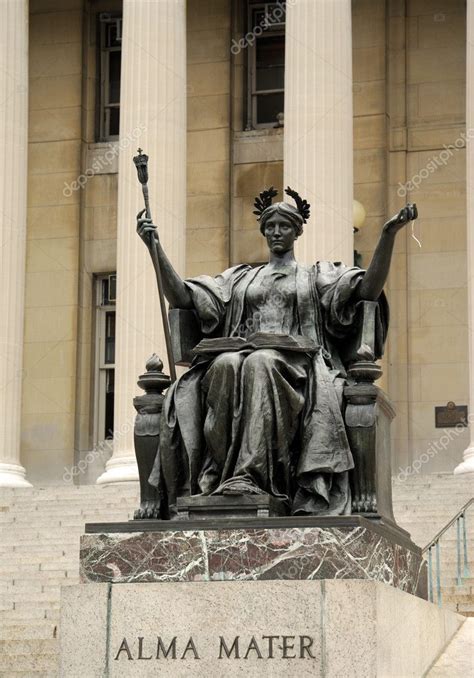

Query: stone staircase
393 473 474 617
0 474 473 676
0 484 138 677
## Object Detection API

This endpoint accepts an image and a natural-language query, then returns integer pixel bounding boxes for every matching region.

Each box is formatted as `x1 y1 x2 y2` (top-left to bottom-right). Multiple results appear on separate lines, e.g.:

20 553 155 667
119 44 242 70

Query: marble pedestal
59 580 463 677
81 516 427 597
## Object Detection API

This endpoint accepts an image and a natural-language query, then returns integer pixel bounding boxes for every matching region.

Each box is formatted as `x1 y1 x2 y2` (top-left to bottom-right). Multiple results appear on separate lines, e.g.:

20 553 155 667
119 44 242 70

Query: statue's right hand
136 209 158 248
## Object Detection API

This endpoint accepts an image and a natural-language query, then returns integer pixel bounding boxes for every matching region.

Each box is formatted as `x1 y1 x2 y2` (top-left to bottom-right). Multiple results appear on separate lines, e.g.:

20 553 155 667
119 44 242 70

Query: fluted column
97 0 186 484
0 0 31 488
284 0 353 264
455 1 474 475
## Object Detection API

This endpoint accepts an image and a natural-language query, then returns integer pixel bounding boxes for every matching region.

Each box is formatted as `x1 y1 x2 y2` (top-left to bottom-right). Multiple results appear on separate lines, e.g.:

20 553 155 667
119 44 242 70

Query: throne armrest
338 300 383 368
169 308 203 366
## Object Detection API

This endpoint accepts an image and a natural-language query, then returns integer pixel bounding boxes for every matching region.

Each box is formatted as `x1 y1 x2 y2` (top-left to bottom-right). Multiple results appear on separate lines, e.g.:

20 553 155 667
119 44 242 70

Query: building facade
1 0 473 488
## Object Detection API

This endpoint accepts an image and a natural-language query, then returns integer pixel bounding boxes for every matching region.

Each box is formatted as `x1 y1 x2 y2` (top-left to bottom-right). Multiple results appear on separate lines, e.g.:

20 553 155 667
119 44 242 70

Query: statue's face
263 214 297 254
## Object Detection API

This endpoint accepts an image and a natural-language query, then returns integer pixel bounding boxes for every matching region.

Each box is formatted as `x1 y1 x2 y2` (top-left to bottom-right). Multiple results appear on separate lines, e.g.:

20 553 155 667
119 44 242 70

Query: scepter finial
133 148 149 185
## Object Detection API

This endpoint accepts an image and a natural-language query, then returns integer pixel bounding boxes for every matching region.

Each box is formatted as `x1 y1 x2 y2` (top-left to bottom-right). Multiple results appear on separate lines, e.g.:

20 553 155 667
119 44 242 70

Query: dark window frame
97 12 122 141
94 274 116 444
246 1 285 130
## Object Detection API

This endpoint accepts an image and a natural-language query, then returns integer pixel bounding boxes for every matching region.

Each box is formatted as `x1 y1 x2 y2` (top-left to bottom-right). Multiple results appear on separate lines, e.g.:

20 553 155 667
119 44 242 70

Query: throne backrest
169 308 203 366
169 301 385 369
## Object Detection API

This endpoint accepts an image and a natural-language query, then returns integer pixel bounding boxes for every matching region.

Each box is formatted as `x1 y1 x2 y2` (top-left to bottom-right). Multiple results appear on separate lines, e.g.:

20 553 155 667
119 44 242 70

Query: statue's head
254 187 310 249
259 202 303 254
259 202 304 237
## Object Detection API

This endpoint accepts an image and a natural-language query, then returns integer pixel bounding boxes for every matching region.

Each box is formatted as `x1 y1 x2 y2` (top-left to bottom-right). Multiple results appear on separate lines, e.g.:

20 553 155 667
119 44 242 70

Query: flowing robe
150 261 388 517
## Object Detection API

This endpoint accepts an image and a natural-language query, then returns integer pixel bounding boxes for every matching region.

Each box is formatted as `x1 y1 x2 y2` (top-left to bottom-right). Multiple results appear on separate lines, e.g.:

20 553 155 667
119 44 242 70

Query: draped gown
149 260 388 517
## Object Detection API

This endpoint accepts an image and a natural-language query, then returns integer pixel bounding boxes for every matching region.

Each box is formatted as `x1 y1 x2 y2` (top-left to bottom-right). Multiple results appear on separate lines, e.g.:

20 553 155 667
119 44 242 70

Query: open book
192 332 318 356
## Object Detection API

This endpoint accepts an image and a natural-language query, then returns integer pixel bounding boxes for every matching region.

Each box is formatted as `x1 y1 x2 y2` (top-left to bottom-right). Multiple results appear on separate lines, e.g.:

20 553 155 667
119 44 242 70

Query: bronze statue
136 186 417 520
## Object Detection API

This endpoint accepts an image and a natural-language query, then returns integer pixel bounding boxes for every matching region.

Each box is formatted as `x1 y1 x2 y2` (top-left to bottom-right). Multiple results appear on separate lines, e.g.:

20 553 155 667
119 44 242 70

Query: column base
0 462 32 488
454 445 474 474
96 455 139 485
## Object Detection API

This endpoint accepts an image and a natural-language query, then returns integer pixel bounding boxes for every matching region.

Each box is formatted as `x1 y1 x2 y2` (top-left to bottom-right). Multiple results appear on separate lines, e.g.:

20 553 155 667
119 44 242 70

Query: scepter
133 149 177 383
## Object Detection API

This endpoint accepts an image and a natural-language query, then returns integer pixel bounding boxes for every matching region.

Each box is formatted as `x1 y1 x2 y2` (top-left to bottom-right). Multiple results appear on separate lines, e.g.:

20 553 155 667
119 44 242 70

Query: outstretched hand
136 208 159 248
383 203 418 235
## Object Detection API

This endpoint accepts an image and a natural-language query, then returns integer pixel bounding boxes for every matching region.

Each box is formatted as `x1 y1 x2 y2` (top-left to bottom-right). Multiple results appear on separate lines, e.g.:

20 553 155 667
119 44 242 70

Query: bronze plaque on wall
435 402 468 428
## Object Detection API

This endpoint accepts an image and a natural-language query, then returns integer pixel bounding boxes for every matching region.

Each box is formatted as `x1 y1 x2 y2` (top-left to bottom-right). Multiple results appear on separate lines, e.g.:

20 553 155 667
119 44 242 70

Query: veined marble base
81 516 427 597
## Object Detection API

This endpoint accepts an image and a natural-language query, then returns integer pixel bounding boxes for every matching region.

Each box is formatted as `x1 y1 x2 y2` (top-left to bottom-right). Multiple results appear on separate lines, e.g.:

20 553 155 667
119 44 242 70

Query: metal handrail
423 497 474 552
422 497 473 606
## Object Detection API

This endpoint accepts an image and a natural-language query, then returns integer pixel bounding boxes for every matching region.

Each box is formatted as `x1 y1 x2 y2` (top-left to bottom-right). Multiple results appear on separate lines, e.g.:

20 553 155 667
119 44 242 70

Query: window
94 274 116 445
98 12 122 140
246 2 285 129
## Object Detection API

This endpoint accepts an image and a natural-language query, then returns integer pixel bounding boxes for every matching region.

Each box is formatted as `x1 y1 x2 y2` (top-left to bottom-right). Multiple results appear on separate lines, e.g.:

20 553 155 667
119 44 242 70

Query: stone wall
387 0 468 474
186 0 231 277
22 0 83 483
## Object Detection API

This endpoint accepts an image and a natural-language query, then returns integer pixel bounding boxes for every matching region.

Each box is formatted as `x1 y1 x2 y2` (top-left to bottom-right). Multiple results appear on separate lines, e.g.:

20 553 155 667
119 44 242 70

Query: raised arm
136 209 193 309
356 203 418 301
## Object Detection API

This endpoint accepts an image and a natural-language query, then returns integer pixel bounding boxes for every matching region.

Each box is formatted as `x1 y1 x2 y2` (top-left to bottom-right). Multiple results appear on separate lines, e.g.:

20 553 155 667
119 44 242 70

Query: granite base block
81 517 427 597
59 580 463 678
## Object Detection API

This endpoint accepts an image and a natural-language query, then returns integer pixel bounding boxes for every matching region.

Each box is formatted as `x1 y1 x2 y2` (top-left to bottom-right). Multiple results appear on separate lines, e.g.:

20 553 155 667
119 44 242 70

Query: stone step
441 595 474 607
395 511 474 518
0 638 58 655
397 509 473 516
5 569 71 579
2 494 130 503
4 580 45 593
9 592 61 605
394 490 474 496
452 602 474 613
1 608 49 621
6 548 79 559
0 567 69 579
0 564 42 576
395 501 474 508
5 535 81 544
439 583 474 595
0 620 58 641
5 506 131 516
39 561 78 572
4 533 83 542
394 488 474 494
0 650 58 673
0 484 138 493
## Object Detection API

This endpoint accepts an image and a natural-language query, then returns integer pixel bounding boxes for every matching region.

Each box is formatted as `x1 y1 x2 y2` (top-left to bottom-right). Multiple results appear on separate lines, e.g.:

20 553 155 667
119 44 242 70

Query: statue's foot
215 477 268 496
133 500 161 520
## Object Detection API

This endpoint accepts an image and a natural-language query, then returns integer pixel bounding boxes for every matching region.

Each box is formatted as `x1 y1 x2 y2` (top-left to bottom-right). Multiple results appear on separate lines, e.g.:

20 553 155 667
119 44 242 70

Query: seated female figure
137 188 416 518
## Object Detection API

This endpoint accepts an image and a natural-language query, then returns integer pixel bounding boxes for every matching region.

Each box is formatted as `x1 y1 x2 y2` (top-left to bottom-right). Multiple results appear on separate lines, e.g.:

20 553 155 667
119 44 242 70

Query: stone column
0 0 31 488
97 0 187 484
283 0 353 265
455 2 474 475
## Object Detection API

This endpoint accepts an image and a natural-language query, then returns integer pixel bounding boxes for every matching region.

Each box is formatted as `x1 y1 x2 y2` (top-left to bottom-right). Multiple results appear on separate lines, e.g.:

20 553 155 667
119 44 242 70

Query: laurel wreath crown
253 186 310 223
